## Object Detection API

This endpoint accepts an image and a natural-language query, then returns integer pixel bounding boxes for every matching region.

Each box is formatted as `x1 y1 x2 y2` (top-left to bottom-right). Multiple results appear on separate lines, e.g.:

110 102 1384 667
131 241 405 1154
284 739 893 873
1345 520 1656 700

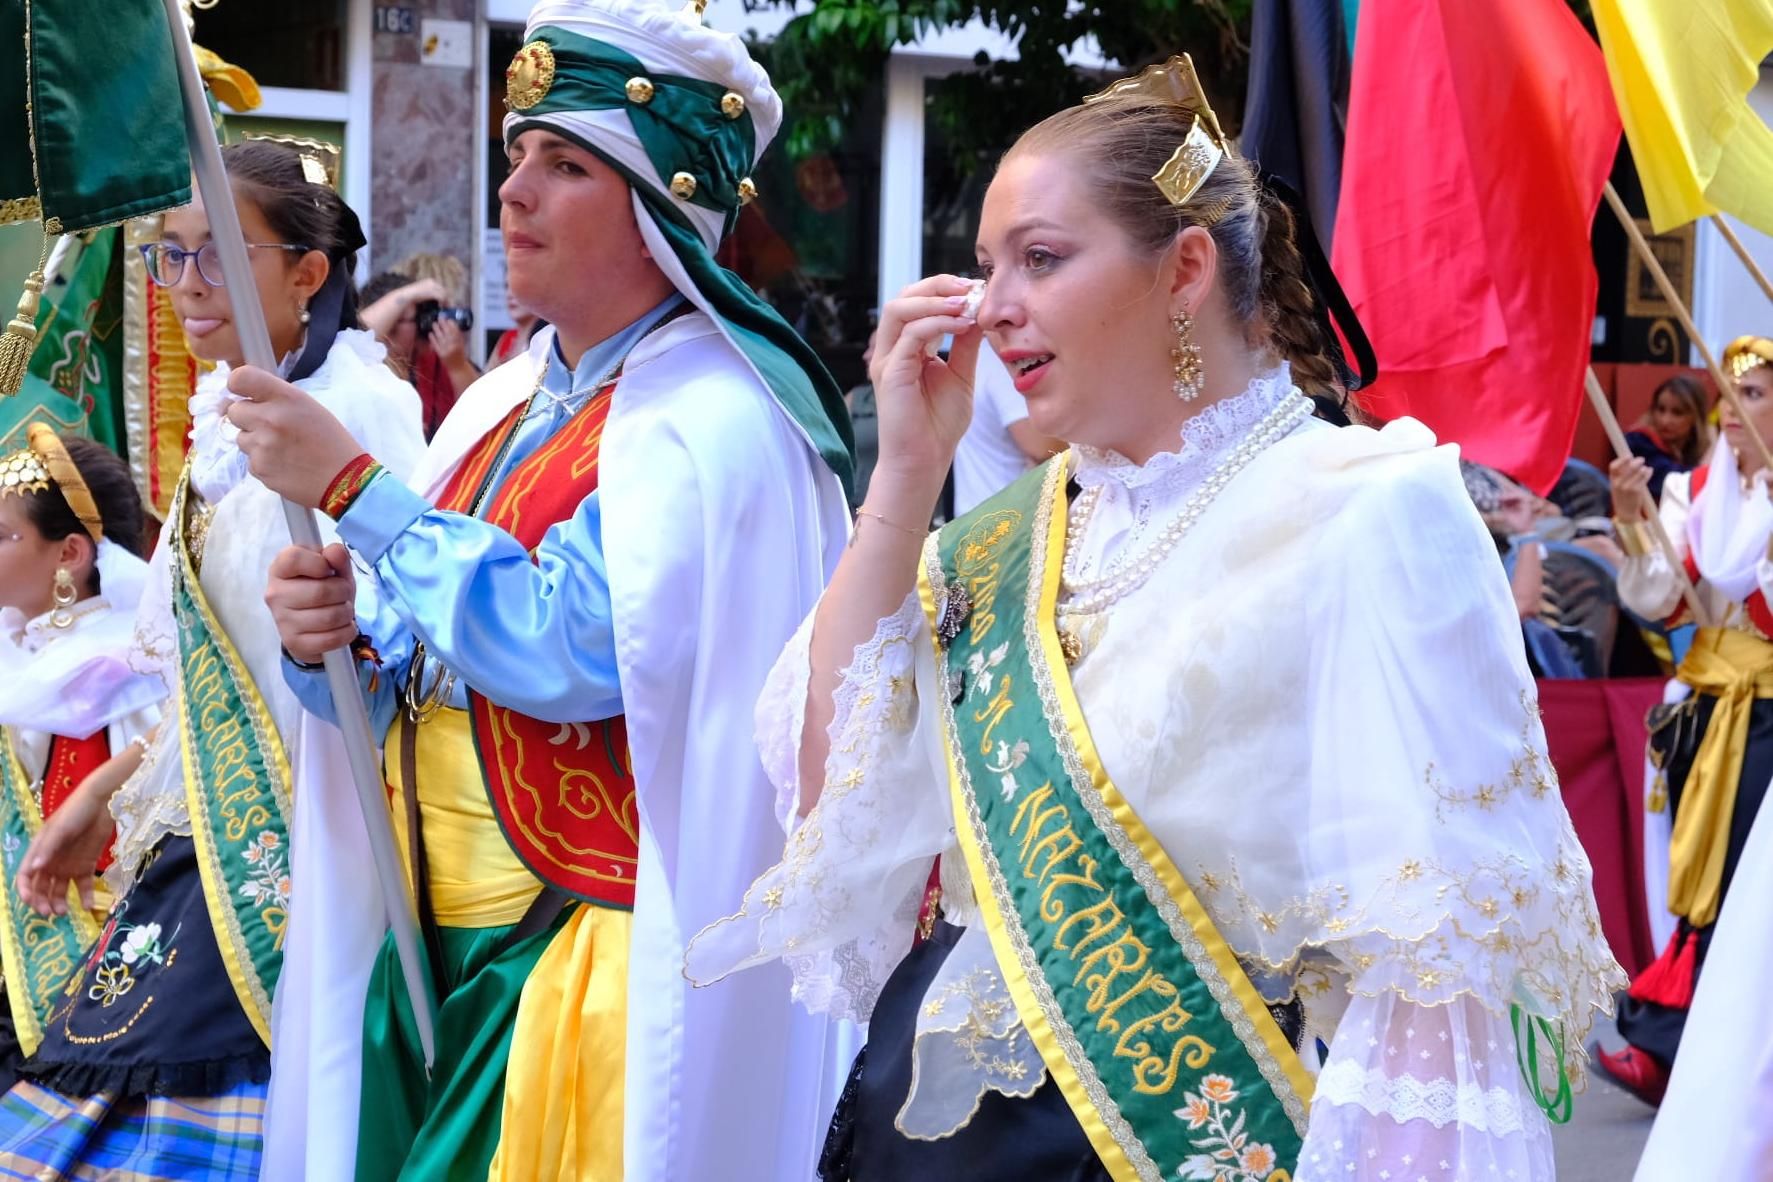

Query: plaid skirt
0 1078 264 1180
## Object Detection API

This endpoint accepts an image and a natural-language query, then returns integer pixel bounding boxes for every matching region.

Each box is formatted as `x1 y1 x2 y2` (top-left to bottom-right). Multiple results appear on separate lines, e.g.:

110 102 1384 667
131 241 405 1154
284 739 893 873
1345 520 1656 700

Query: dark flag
1240 0 1353 251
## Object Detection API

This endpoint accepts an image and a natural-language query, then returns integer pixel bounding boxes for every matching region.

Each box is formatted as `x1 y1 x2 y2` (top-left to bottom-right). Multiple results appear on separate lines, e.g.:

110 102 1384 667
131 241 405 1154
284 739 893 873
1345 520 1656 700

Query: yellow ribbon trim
1668 626 1773 926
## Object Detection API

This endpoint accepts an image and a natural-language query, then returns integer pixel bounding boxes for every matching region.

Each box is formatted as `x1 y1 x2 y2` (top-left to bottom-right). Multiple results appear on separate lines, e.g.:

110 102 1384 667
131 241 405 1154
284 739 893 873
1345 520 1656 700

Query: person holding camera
361 269 479 438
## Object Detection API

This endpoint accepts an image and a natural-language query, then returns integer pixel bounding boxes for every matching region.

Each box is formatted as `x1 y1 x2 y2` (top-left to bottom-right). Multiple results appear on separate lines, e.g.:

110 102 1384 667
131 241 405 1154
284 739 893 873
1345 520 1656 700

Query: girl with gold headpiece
0 140 424 1180
689 57 1623 1181
0 427 161 1084
1602 334 1773 1109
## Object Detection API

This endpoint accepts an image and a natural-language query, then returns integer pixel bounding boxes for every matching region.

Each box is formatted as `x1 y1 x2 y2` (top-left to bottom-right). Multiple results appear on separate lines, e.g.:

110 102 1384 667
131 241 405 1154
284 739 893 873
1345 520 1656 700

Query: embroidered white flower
120 922 164 964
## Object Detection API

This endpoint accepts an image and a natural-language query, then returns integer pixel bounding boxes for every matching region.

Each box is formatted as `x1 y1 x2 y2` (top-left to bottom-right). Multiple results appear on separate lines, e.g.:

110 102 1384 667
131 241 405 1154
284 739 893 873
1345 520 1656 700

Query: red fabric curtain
1536 678 1663 977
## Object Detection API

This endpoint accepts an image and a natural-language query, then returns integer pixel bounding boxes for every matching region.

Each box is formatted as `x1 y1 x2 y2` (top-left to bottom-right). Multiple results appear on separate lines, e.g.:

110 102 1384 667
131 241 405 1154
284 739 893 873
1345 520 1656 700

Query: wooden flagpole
1709 215 1773 306
1603 182 1773 474
1583 367 1711 627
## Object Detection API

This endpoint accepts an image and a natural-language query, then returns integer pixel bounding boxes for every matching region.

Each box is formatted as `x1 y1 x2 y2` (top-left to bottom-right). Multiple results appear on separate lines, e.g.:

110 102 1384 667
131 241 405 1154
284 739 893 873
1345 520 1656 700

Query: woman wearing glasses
0 140 423 1180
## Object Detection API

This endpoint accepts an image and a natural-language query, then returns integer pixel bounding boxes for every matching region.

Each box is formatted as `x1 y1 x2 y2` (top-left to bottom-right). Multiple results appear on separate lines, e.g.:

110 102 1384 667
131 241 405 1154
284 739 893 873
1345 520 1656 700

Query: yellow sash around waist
386 708 541 928
1669 626 1773 926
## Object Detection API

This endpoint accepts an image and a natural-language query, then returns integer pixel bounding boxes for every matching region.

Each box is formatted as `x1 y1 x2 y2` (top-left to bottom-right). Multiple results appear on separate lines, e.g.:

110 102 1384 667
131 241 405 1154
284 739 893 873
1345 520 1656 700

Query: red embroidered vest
433 389 637 907
42 732 114 871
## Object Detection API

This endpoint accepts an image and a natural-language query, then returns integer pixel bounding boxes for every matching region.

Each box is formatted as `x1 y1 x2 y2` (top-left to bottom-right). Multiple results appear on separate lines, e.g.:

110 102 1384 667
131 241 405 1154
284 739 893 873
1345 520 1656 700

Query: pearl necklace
1059 393 1313 619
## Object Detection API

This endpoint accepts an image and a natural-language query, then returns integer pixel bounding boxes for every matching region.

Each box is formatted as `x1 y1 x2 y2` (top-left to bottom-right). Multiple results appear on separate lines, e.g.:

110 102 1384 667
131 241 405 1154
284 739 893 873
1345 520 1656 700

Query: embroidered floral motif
1174 1074 1282 1181
120 922 166 965
240 829 292 917
984 738 1030 801
85 906 181 1008
89 963 135 1007
966 641 1010 700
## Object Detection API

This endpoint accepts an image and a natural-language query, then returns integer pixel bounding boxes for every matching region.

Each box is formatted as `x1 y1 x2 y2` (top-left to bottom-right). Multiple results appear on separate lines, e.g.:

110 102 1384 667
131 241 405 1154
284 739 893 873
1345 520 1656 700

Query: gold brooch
670 172 698 200
625 76 655 105
506 41 556 111
737 177 758 205
720 91 746 119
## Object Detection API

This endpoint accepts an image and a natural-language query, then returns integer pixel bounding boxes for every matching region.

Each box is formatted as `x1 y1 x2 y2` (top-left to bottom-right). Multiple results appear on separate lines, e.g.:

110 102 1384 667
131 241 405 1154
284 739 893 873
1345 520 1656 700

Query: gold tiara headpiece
1724 336 1773 380
0 423 102 541
242 133 343 190
1085 54 1230 209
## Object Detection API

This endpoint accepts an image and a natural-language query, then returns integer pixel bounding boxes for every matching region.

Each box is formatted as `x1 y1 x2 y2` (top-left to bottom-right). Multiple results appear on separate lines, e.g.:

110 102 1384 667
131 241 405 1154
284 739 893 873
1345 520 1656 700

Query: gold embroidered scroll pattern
1011 780 1216 1096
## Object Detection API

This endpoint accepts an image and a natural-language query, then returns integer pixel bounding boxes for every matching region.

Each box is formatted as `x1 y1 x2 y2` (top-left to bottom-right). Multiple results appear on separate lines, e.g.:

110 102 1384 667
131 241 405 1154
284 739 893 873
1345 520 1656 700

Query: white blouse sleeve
1297 994 1555 1182
687 588 956 1023
1616 471 1690 621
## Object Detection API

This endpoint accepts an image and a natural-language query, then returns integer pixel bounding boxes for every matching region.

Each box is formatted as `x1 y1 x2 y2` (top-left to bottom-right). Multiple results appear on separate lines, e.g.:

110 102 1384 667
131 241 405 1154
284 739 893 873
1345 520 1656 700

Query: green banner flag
27 229 125 452
1 0 191 233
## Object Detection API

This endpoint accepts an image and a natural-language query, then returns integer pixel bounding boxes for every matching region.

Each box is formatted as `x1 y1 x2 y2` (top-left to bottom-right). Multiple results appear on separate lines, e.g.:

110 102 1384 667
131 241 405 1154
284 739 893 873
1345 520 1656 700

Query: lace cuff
753 593 925 828
687 591 954 1023
1296 993 1555 1182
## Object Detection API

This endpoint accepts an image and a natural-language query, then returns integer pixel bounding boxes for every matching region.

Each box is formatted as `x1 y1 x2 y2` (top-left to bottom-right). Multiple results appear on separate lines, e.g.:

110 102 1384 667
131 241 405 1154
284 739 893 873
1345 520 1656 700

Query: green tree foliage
751 0 1254 165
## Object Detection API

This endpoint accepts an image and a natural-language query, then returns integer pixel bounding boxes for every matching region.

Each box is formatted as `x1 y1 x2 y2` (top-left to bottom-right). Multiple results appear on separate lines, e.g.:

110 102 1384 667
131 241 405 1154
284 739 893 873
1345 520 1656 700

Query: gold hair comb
242 132 343 190
1085 54 1230 209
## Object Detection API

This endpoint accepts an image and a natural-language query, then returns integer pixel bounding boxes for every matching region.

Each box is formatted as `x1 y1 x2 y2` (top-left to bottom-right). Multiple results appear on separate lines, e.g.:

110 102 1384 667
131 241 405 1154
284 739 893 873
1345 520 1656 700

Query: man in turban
230 1 856 1176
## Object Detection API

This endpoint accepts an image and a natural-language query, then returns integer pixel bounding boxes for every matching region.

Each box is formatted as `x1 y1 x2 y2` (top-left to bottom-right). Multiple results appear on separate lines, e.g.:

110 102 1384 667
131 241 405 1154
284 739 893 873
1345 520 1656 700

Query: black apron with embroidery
20 836 268 1097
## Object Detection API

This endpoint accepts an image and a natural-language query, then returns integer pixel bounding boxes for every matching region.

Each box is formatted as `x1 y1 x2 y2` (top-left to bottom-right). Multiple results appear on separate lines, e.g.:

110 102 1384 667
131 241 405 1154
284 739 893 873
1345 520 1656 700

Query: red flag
1332 0 1620 494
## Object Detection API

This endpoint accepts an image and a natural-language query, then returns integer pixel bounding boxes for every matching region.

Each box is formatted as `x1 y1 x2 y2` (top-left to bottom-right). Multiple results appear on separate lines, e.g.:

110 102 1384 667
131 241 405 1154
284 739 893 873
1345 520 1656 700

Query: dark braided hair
221 140 367 334
21 437 145 592
1006 97 1342 404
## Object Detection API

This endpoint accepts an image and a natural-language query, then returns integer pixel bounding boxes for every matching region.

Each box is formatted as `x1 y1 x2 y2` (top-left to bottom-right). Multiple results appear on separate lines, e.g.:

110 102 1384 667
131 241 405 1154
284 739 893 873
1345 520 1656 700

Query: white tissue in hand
962 278 985 319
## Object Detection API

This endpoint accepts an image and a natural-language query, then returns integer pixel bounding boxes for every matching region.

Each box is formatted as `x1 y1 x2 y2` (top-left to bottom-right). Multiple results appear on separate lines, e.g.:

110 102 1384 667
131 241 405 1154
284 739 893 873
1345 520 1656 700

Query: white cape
409 314 858 1181
1635 774 1773 1180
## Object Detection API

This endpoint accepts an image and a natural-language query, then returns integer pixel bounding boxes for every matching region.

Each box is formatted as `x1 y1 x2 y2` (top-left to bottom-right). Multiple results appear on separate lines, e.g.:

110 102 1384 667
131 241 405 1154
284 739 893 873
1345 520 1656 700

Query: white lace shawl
109 330 426 889
688 372 1624 1179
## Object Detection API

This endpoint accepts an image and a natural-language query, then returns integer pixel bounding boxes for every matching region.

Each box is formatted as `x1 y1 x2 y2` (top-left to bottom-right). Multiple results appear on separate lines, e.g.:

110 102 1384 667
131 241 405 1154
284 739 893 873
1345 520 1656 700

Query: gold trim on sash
921 460 1312 1181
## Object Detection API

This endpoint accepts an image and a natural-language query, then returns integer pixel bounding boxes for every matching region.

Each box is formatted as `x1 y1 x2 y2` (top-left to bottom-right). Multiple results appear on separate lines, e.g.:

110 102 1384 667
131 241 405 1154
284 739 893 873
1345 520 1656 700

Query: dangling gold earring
1171 311 1204 402
50 567 76 628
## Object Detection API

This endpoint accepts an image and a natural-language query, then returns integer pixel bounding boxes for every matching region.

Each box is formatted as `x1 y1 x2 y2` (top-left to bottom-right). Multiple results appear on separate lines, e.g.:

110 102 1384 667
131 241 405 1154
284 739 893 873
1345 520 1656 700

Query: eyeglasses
138 241 311 288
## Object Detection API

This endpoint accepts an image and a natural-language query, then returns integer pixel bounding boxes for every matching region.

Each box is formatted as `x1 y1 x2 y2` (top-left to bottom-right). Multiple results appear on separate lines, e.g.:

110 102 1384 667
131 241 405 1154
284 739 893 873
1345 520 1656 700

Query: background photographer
360 252 479 438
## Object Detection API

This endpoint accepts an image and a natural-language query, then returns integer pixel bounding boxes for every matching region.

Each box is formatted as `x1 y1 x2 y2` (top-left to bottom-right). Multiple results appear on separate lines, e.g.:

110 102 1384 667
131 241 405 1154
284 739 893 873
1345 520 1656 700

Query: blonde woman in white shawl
1603 334 1773 1109
0 428 162 1091
689 60 1623 1182
0 140 423 1180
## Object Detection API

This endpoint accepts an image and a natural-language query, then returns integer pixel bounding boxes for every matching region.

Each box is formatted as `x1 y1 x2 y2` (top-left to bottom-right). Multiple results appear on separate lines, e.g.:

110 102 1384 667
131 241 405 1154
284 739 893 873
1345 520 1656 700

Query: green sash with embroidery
0 728 99 1056
167 467 292 1047
917 460 1314 1182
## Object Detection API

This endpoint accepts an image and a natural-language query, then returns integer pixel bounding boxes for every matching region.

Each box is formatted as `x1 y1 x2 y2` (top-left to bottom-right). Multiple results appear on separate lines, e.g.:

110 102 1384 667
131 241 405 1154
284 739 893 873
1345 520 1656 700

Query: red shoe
1594 1043 1669 1108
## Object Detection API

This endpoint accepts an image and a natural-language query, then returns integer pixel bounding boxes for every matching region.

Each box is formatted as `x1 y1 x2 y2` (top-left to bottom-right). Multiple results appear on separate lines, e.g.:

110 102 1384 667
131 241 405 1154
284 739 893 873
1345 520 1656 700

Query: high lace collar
1072 363 1297 493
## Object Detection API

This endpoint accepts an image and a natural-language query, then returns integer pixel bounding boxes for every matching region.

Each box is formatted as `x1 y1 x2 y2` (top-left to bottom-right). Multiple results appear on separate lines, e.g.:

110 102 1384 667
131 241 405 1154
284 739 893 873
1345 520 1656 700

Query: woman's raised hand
868 274 982 487
1609 456 1656 523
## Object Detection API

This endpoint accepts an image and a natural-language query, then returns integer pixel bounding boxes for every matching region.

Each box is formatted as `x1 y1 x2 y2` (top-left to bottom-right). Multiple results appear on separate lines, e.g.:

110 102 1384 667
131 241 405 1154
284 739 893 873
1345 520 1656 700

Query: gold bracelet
853 509 924 541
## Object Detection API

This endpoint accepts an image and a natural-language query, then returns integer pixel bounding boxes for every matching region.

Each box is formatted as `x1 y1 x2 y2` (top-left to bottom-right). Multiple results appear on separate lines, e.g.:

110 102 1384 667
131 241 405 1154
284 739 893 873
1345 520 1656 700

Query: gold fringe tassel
0 232 52 397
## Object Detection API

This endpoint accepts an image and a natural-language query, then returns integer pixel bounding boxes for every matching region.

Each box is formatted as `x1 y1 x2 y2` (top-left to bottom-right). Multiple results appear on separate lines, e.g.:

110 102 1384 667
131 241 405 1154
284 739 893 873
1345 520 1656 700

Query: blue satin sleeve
281 568 416 740
319 470 623 725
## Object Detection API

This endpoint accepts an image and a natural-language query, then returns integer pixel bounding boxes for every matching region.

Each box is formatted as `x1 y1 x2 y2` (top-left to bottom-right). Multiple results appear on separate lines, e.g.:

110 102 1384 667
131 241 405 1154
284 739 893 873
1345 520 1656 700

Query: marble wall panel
369 0 479 287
